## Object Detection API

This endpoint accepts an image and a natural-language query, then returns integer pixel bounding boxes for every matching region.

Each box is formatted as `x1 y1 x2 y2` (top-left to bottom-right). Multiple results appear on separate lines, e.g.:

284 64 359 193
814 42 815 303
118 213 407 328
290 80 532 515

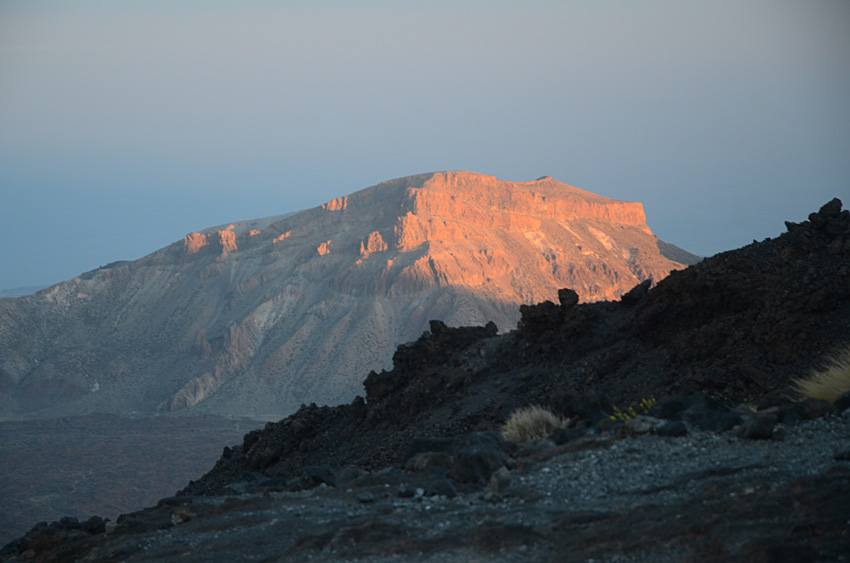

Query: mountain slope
0 171 694 419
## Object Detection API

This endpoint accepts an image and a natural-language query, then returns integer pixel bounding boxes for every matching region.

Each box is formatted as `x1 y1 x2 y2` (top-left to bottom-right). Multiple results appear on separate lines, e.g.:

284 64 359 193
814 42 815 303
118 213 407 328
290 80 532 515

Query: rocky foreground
2 198 849 562
4 405 850 562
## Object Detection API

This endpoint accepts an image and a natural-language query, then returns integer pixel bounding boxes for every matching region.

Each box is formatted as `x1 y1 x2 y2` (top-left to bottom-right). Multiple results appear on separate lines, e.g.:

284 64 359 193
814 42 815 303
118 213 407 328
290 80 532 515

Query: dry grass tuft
792 344 850 403
501 405 570 444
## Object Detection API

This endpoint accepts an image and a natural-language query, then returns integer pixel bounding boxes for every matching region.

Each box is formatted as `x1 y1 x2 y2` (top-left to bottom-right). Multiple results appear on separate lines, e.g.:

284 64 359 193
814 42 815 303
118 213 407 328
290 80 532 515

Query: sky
1 1 849 291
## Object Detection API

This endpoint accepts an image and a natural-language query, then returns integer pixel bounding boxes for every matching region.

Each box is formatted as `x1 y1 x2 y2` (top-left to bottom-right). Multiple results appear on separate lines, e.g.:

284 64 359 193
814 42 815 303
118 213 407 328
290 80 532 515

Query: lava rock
647 396 691 421
833 392 850 414
620 279 652 306
405 452 453 473
655 420 688 437
558 288 580 308
300 465 336 488
787 398 835 422
549 428 585 445
622 415 665 436
425 478 457 498
834 448 850 461
550 391 613 421
450 444 511 485
356 491 376 503
682 407 742 432
734 414 778 440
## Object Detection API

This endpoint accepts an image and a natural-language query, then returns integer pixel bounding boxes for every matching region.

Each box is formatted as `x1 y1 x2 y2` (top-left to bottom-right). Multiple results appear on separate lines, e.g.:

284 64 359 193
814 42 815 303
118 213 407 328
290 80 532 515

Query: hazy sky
1 1 848 290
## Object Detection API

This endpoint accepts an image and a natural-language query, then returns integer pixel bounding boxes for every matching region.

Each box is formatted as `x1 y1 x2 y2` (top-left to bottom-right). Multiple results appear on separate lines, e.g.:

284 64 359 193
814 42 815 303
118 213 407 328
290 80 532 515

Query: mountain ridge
0 171 696 420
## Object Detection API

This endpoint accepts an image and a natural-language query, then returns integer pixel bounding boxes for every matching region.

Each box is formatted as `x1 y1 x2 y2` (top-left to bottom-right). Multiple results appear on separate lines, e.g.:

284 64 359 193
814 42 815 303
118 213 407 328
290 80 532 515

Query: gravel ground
515 412 850 513
34 410 848 563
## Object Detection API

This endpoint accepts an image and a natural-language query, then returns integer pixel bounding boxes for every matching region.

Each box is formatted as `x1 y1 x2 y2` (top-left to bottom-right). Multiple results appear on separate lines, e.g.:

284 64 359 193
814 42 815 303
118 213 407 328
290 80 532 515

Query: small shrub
501 405 569 444
792 345 850 403
609 397 657 421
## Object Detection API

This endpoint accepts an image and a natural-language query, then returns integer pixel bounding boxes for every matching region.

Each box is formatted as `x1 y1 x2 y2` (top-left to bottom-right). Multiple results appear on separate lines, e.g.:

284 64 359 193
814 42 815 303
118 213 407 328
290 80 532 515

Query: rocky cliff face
0 171 695 419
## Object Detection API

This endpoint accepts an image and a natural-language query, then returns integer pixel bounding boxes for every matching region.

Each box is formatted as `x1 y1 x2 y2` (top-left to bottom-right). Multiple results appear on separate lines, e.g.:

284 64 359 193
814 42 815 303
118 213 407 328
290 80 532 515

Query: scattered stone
621 415 664 436
654 420 687 437
356 491 376 504
170 508 195 525
450 444 511 485
550 391 612 421
683 407 742 432
834 448 850 461
482 491 501 503
301 465 336 488
405 452 453 473
754 388 795 410
337 465 369 484
647 396 691 421
515 438 556 459
549 427 585 445
425 478 457 498
671 394 743 432
57 517 80 530
489 467 513 494
787 398 835 422
396 485 419 498
734 414 778 440
80 516 106 535
833 391 850 414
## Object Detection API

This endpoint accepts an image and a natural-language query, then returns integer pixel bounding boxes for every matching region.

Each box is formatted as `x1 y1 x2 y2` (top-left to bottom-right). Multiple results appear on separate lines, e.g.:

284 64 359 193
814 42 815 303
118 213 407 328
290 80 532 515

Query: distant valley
0 414 259 546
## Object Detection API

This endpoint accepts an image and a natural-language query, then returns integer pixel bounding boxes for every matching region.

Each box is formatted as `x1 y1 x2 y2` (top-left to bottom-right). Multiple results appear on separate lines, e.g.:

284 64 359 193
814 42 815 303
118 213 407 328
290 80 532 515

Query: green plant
501 405 570 444
609 397 657 421
792 344 850 404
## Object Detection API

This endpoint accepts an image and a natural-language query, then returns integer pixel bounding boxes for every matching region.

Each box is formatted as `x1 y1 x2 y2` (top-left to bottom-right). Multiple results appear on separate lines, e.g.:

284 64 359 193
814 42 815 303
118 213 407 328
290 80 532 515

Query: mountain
0 171 697 420
3 199 847 562
0 287 46 299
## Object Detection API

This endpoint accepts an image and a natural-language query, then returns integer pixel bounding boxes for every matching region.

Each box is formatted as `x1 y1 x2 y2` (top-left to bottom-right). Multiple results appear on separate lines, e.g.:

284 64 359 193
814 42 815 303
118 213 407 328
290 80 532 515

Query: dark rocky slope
3 199 849 562
182 199 850 489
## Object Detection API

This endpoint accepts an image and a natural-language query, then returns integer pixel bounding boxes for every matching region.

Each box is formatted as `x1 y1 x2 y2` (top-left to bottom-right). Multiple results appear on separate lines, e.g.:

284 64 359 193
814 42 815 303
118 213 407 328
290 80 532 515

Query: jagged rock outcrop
0 171 695 419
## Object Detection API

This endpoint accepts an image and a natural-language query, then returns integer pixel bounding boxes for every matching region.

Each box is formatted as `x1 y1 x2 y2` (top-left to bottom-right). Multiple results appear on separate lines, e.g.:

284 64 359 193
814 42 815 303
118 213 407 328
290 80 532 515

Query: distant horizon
3 2 848 289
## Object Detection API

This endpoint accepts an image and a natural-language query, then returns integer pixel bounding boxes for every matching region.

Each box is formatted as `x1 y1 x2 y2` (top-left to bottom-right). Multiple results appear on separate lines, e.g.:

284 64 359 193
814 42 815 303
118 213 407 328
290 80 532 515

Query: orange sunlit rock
218 230 237 255
360 231 388 255
322 196 348 211
183 232 209 255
